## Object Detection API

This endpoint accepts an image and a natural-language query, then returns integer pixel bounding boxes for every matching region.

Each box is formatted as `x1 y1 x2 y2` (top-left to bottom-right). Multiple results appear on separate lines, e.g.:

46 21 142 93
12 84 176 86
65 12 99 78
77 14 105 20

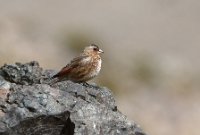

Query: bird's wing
52 55 89 78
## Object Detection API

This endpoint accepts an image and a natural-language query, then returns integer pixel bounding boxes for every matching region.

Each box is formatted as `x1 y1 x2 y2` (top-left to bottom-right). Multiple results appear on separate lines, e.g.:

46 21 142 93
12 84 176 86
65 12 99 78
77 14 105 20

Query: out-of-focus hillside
0 1 200 135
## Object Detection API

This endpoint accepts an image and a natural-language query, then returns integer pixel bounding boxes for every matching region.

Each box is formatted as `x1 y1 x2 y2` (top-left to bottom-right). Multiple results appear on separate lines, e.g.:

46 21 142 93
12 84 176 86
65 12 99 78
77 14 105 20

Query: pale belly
89 59 102 78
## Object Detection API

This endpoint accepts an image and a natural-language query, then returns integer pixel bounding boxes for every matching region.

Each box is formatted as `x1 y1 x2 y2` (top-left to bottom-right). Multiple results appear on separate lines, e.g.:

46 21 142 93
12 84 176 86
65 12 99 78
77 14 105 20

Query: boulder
0 61 146 135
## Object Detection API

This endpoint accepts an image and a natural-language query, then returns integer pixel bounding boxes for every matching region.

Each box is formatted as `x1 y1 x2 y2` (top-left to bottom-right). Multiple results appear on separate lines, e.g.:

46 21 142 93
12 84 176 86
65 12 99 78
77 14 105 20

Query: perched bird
51 44 103 84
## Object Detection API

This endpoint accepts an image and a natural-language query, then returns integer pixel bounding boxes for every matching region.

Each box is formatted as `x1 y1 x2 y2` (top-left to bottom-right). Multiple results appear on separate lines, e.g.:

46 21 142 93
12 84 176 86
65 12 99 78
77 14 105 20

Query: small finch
51 44 103 84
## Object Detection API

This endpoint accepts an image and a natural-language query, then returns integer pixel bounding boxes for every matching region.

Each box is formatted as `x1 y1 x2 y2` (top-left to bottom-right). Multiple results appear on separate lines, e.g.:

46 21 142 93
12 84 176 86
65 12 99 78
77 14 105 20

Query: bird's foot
80 82 92 88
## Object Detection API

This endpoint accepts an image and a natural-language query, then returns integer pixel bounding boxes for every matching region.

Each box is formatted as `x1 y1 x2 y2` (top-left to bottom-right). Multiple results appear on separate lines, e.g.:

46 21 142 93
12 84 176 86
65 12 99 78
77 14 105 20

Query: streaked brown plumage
51 44 103 84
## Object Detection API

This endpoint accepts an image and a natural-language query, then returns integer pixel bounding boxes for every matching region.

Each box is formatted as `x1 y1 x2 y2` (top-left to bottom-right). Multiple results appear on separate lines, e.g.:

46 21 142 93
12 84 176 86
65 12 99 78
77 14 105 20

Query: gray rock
0 61 146 135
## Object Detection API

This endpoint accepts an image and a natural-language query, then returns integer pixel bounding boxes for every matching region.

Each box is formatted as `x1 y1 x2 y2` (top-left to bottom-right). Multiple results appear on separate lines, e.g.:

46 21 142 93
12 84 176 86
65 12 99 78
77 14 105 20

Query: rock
0 61 146 135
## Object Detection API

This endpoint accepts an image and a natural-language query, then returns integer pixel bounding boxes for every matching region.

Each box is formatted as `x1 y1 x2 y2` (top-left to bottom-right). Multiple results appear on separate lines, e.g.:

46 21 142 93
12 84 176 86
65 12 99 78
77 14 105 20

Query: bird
50 44 104 85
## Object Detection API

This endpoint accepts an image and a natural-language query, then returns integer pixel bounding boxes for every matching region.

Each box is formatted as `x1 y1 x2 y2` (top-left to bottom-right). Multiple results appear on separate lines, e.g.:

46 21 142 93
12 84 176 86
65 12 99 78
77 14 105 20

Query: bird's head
83 44 104 55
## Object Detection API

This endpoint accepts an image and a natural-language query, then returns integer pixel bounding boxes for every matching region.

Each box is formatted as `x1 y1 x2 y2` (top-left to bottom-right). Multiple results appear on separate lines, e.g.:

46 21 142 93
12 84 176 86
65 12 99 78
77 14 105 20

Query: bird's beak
98 49 104 53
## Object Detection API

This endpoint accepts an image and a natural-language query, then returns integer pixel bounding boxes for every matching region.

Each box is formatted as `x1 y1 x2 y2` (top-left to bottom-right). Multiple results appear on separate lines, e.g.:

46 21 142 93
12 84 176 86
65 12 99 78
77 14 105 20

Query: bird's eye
93 48 98 51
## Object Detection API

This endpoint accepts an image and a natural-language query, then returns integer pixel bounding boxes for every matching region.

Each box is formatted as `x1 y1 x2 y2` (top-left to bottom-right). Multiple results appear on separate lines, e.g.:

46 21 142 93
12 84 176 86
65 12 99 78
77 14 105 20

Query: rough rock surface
0 61 146 135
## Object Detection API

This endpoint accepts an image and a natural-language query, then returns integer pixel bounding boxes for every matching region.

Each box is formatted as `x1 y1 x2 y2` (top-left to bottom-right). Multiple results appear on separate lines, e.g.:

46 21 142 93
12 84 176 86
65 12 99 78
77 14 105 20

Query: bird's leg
81 82 91 87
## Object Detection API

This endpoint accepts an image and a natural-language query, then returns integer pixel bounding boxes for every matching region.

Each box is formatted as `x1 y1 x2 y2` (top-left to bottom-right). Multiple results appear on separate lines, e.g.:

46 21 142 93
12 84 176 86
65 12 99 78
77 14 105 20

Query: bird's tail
40 75 59 86
48 77 60 86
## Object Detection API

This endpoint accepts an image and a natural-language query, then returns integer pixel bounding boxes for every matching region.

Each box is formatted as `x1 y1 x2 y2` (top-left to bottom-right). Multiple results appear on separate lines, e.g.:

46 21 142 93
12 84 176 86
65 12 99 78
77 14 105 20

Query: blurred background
0 1 200 135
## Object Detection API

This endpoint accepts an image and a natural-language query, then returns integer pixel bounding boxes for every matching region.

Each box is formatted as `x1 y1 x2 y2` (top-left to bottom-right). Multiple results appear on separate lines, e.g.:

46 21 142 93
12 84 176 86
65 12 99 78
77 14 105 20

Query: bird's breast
89 57 102 78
